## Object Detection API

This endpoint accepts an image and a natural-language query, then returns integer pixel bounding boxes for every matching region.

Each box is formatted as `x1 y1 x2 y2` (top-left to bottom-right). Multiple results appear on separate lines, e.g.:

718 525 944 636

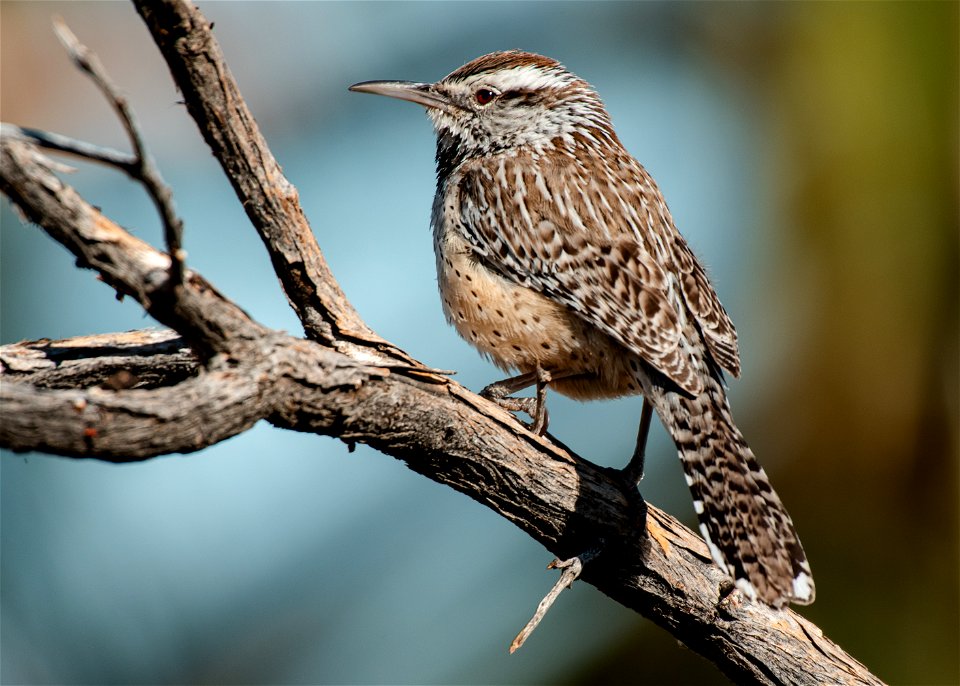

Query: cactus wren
350 51 814 607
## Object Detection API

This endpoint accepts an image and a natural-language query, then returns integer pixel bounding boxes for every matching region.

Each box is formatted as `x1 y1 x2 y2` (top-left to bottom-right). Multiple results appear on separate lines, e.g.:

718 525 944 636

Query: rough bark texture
0 2 884 684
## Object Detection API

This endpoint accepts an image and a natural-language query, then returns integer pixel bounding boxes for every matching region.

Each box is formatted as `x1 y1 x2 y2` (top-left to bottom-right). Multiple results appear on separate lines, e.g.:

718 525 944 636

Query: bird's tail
643 371 815 607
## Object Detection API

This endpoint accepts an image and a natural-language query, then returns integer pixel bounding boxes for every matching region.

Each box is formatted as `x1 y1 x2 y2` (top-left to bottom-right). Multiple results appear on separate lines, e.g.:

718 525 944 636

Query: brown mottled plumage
350 51 814 607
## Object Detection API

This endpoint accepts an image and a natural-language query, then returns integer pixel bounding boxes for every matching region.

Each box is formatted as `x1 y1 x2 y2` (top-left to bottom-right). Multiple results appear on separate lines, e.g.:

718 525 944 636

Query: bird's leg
531 366 551 435
621 398 654 488
480 365 552 435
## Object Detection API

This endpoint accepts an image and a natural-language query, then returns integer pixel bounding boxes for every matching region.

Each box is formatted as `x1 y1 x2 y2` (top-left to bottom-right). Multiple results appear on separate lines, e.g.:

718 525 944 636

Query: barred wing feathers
455 151 739 393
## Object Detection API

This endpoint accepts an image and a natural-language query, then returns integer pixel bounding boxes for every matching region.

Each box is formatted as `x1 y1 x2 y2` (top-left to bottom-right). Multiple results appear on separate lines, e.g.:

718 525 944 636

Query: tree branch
52 16 186 285
0 329 194 389
1 123 137 171
0 134 264 360
131 0 414 366
0 1 884 683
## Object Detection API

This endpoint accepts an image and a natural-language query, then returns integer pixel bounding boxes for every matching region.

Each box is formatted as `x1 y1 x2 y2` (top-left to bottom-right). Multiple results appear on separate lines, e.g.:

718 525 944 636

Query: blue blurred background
2 2 957 684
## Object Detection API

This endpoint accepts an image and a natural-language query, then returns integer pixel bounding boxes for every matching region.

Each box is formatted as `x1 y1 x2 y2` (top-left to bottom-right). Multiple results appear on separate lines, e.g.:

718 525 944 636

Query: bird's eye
475 88 497 105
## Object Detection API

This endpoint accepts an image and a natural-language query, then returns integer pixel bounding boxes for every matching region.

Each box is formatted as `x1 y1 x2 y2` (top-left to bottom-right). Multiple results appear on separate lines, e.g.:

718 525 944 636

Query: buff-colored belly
436 233 642 400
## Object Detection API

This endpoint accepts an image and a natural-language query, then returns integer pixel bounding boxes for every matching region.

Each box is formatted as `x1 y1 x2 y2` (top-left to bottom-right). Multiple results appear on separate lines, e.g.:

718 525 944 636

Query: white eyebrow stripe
470 65 576 93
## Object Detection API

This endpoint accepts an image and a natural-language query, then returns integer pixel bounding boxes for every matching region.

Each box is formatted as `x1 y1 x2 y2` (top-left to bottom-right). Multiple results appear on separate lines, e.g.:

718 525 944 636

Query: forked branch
52 16 185 285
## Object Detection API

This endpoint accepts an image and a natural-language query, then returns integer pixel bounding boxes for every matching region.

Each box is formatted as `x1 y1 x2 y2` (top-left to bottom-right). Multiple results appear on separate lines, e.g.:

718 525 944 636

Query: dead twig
510 545 603 653
0 124 136 170
52 16 185 286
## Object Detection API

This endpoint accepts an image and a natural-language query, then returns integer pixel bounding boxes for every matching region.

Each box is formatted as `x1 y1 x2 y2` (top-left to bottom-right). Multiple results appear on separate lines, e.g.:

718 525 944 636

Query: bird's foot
481 367 552 435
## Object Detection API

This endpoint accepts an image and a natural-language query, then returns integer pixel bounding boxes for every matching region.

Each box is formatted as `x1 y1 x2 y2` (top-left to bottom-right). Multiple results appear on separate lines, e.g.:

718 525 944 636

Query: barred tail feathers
644 372 815 607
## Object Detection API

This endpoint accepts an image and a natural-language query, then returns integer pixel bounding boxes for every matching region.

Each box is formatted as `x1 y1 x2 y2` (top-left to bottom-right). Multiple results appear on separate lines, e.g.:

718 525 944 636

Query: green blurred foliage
770 5 959 683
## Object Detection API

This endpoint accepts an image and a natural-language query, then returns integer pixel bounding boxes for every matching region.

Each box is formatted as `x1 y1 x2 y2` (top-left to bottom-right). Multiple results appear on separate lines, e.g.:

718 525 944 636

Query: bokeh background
2 2 957 684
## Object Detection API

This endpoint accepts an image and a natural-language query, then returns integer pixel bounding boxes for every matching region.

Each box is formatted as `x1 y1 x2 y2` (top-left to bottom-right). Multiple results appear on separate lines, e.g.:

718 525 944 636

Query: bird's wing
670 235 741 377
455 156 708 395
587 149 741 378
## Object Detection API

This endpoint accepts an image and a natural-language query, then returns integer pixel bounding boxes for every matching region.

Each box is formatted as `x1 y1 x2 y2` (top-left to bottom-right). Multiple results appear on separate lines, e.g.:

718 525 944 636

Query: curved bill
348 80 454 112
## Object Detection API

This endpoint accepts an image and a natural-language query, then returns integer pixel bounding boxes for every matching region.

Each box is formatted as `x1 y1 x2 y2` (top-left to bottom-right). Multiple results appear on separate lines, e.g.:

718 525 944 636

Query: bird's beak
349 80 454 113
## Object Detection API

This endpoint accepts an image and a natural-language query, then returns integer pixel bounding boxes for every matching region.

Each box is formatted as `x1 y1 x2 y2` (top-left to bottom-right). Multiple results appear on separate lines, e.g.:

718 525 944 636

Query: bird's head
350 51 617 176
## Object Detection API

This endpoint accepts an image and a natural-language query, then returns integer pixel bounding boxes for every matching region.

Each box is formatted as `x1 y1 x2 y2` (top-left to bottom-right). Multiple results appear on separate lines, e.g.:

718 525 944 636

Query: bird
350 50 814 608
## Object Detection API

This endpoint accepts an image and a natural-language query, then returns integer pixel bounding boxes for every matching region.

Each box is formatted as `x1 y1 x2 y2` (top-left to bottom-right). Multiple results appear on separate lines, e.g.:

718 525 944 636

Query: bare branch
0 329 194 389
0 318 884 686
130 0 416 366
0 123 137 170
510 548 600 653
2 359 261 460
0 135 264 360
52 16 186 285
0 158 883 686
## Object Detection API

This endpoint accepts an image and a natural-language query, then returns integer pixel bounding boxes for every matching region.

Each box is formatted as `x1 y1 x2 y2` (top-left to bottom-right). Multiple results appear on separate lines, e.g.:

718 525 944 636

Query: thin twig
0 124 136 170
509 545 603 653
52 16 185 286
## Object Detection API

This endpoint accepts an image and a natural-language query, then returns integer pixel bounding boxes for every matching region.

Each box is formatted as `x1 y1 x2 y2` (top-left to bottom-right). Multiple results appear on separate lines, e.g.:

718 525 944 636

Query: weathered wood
132 0 412 366
0 329 193 389
0 144 881 681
